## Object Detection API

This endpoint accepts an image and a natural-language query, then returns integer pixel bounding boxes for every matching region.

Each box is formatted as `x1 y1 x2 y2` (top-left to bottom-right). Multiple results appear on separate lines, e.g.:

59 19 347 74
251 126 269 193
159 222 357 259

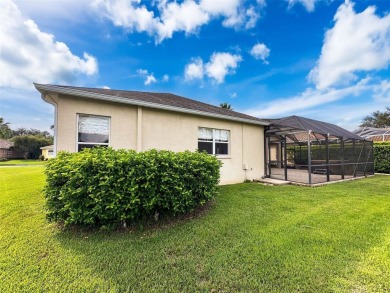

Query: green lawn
1 167 390 292
0 159 47 165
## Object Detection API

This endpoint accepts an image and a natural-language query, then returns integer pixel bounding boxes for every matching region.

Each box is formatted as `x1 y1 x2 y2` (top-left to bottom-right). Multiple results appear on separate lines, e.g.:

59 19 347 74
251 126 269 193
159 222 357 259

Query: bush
374 144 390 173
39 155 45 161
44 148 221 228
0 157 7 162
12 135 53 159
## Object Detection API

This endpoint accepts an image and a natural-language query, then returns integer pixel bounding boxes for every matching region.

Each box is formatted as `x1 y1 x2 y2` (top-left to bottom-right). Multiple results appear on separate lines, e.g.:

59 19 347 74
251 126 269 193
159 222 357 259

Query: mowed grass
1 167 390 292
0 159 47 165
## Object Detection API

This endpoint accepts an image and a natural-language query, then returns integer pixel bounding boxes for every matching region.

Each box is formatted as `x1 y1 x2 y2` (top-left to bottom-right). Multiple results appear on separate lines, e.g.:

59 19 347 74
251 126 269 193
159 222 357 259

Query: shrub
0 157 7 162
12 135 52 159
374 144 390 173
44 148 221 228
39 155 45 161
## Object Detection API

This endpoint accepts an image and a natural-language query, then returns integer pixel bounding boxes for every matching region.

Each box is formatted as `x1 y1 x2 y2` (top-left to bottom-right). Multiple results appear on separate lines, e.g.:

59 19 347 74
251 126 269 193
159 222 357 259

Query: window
48 150 54 155
198 127 229 156
77 114 110 151
6 150 12 156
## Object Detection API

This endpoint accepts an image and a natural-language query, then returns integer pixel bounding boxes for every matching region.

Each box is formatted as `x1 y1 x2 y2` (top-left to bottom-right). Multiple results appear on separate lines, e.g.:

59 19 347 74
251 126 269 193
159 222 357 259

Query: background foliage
45 148 221 228
12 135 53 159
373 144 390 173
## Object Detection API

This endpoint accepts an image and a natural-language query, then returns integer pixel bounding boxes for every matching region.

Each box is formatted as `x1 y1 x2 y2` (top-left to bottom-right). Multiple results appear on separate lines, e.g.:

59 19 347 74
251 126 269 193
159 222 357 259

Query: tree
220 102 233 110
360 107 390 128
0 117 12 139
12 135 53 159
12 127 53 139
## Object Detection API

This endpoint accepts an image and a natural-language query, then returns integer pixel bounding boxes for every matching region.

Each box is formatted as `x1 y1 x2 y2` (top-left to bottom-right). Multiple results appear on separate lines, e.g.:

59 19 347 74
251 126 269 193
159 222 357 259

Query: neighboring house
35 83 371 185
0 139 22 159
40 145 54 159
353 127 390 142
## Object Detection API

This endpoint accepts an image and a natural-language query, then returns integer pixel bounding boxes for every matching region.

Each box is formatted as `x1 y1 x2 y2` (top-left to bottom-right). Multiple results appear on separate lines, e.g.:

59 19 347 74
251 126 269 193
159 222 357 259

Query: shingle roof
267 115 364 140
0 139 14 149
34 84 268 126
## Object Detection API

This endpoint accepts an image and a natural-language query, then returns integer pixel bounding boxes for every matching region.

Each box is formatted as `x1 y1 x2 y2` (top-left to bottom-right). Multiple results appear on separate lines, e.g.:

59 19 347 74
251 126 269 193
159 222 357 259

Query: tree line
0 117 53 159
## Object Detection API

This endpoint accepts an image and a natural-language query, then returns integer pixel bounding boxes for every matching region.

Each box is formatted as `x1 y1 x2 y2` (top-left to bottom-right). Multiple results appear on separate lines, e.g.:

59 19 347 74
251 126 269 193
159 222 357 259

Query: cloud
93 0 262 43
184 58 205 81
205 52 243 84
136 69 157 85
184 52 242 84
244 78 372 118
373 80 390 102
250 43 270 63
287 0 318 12
0 0 98 90
309 1 390 90
145 74 157 85
162 74 169 82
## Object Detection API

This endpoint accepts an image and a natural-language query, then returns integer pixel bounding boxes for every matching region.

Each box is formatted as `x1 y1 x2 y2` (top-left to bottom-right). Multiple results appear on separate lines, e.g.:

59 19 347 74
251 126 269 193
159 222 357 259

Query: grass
1 167 390 292
0 159 47 165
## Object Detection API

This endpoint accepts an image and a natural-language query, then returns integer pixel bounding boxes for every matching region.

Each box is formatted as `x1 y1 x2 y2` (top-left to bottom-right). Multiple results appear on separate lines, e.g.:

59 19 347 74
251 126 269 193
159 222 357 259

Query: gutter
40 93 58 157
34 83 269 127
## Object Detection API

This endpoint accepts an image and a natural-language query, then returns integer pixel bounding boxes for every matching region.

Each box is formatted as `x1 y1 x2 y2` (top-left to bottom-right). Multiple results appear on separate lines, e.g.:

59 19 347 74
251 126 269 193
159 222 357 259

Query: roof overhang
34 83 269 127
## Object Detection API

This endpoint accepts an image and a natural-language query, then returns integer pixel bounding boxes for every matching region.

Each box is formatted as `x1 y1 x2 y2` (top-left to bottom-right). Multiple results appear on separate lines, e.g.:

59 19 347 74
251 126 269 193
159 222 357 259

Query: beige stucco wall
55 94 137 152
52 94 265 184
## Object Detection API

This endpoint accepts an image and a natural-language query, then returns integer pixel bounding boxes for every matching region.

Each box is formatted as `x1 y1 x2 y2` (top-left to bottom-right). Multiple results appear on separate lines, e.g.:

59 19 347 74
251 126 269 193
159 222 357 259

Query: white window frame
198 127 230 157
76 114 111 152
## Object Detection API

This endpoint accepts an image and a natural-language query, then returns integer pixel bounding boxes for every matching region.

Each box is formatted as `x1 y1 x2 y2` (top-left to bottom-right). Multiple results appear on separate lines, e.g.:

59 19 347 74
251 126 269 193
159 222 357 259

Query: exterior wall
54 94 265 184
41 148 54 159
0 148 23 159
55 94 137 152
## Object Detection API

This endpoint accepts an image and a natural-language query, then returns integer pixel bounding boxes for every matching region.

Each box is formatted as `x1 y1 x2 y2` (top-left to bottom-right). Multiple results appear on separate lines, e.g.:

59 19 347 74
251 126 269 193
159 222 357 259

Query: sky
0 0 390 132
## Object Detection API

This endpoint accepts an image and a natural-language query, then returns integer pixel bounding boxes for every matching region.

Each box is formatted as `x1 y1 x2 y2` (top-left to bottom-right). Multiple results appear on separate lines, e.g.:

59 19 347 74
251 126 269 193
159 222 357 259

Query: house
0 139 22 159
40 145 54 159
35 83 373 185
34 84 268 184
353 127 390 142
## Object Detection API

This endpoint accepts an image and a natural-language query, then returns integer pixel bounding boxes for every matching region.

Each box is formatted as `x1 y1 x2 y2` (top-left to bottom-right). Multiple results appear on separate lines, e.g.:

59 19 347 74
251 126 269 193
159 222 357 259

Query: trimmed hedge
44 148 221 228
374 144 390 173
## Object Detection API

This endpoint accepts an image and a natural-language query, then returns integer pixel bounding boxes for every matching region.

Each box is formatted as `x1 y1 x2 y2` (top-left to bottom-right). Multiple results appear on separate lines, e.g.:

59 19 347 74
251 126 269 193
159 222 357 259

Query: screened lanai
265 116 374 185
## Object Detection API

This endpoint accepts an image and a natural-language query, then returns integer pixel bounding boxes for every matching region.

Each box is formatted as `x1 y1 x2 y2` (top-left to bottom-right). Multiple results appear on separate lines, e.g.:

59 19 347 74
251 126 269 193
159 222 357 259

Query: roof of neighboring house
40 145 53 150
353 127 390 141
0 139 14 149
34 83 269 126
267 115 364 140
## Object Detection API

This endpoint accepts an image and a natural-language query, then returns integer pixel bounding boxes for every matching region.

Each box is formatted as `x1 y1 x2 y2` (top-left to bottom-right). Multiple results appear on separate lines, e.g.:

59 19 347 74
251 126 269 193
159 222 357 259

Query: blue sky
1 0 389 132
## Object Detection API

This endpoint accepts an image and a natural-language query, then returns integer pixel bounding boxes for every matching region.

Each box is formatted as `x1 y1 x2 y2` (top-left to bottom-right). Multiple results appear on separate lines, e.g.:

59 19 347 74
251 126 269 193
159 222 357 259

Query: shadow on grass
52 180 390 292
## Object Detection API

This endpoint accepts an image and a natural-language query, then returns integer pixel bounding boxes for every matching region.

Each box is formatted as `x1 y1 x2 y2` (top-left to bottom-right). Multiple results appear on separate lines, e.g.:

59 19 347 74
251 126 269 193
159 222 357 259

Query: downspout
41 93 58 157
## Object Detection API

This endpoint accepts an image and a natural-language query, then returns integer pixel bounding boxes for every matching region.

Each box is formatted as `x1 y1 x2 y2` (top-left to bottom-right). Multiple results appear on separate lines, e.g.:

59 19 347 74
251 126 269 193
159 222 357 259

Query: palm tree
220 102 233 110
0 117 12 139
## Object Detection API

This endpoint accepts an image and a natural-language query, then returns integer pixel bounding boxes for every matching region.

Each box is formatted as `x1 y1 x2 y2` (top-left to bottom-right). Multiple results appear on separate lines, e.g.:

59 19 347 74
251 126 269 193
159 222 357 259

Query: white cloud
101 86 111 89
144 74 157 85
205 52 242 84
373 80 390 102
250 43 270 63
136 68 157 85
309 1 390 90
287 0 318 12
162 74 169 82
245 78 372 118
0 0 98 90
230 92 237 98
185 53 242 84
93 0 262 43
184 58 205 81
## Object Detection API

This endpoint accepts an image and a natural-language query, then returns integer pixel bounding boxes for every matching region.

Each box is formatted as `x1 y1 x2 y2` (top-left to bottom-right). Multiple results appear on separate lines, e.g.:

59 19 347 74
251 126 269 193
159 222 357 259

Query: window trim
198 127 230 157
76 113 111 152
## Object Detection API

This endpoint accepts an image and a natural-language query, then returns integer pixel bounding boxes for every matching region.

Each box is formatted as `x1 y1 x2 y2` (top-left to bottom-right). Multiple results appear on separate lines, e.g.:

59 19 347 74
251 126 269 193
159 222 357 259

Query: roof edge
34 83 269 127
